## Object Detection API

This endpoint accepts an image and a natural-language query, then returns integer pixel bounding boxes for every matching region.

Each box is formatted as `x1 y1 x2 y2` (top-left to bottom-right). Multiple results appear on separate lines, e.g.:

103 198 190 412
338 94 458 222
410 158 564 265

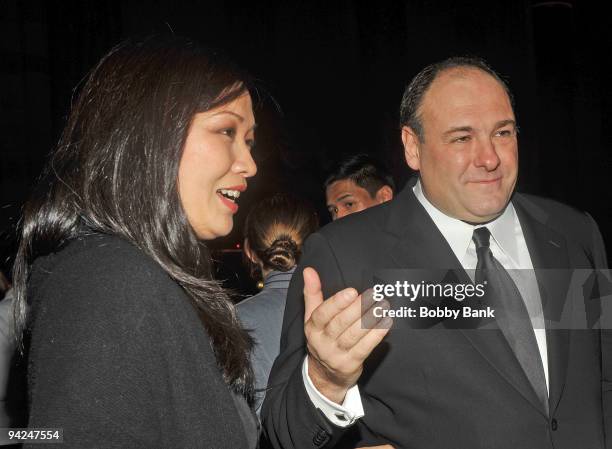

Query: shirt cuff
302 355 364 427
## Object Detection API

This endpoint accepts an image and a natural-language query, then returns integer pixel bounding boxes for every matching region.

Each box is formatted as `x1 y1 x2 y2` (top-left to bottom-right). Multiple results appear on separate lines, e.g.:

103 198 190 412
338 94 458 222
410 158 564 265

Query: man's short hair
324 154 395 198
399 56 514 142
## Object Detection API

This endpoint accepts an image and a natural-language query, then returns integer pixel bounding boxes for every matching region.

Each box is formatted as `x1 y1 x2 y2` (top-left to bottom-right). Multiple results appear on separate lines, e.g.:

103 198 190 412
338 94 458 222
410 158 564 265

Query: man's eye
345 202 354 208
452 135 471 143
495 129 514 138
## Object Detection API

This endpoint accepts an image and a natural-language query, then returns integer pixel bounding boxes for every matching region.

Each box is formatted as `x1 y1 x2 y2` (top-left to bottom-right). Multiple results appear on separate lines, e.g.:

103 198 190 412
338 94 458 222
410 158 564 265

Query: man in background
324 154 394 220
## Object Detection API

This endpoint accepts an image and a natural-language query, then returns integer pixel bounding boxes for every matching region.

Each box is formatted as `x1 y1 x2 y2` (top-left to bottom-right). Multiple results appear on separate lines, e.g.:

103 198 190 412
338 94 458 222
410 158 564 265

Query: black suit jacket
262 185 611 449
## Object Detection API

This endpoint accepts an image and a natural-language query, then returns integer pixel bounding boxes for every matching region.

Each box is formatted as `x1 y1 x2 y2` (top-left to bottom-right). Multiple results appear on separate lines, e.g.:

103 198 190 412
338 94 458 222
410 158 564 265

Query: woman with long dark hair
13 36 258 448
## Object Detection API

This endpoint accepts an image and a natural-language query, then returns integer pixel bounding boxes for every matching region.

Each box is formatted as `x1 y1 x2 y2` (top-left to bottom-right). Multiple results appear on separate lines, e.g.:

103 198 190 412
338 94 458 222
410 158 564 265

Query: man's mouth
470 177 501 184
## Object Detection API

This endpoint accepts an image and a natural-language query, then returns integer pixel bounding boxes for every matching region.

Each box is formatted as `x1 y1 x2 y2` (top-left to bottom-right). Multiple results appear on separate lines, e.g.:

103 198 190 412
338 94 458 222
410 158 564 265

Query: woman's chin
189 212 235 241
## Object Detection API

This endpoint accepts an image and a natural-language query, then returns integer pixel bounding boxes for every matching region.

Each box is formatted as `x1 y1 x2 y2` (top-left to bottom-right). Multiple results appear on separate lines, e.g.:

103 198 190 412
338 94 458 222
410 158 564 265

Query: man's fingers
336 300 391 350
302 275 392 400
307 283 391 342
304 266 359 329
349 318 392 361
323 291 372 340
303 267 324 323
307 287 359 330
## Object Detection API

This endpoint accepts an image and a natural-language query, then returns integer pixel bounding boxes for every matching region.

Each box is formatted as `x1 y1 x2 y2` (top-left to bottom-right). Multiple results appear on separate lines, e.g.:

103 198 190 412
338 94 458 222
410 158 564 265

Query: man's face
402 68 518 223
326 179 380 220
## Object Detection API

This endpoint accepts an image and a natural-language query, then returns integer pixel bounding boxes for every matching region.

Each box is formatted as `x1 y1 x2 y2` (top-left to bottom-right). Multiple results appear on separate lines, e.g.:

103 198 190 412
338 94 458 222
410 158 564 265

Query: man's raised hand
303 267 391 404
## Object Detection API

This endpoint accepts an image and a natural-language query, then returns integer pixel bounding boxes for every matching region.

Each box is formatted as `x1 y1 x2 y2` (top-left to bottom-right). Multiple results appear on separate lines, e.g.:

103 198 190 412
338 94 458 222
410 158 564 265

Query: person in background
12 36 260 448
237 193 318 415
0 272 9 298
0 271 15 446
324 154 395 221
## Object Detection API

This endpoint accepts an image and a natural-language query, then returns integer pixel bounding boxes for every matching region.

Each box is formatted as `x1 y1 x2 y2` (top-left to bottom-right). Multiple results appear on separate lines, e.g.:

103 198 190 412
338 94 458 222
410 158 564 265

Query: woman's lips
217 192 239 213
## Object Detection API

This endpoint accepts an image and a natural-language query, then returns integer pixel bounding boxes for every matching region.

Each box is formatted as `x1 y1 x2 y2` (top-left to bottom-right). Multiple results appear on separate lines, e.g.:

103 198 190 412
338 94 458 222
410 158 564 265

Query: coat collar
263 267 296 289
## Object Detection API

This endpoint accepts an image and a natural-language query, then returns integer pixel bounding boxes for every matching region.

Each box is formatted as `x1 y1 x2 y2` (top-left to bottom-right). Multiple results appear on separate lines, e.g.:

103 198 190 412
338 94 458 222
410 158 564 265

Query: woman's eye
245 139 255 150
221 128 236 138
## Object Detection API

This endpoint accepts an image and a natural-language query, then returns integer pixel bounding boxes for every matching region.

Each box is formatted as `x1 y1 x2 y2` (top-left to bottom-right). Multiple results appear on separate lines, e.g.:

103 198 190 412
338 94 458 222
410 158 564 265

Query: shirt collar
413 180 519 265
263 267 296 289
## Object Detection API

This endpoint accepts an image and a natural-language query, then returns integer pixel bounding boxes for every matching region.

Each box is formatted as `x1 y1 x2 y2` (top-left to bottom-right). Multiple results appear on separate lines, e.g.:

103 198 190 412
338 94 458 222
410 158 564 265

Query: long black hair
13 35 254 400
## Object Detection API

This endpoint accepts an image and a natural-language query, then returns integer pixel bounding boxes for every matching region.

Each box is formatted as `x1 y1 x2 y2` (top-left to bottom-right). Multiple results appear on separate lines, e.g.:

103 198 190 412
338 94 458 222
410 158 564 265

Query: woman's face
178 92 257 240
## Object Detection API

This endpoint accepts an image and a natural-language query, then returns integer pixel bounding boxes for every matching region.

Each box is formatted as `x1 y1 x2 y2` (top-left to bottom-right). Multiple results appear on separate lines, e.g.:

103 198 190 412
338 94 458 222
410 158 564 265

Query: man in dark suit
262 57 611 448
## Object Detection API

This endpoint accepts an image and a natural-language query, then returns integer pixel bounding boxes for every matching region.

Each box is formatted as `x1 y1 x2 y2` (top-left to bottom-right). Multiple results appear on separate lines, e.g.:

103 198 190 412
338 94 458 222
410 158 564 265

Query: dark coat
26 233 254 449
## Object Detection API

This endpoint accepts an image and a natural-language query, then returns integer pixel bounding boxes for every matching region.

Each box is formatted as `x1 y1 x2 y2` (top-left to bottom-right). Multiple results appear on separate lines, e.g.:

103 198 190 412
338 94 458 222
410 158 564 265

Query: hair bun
262 235 299 272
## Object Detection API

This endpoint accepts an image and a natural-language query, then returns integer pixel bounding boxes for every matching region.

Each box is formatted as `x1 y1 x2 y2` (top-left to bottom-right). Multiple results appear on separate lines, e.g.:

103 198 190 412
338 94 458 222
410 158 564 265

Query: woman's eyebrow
210 111 245 121
209 111 257 130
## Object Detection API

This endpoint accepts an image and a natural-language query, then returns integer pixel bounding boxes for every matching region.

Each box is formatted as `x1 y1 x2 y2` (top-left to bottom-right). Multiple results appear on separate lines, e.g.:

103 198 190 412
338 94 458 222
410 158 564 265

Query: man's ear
375 185 394 203
401 126 421 171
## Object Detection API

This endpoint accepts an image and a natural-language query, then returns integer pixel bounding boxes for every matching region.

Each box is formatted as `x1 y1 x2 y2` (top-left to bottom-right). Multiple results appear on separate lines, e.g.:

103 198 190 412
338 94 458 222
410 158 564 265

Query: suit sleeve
261 232 352 449
586 214 612 447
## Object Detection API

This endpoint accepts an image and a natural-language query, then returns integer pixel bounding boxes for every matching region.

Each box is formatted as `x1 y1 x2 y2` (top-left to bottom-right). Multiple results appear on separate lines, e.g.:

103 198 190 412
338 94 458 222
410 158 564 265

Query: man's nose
474 137 501 171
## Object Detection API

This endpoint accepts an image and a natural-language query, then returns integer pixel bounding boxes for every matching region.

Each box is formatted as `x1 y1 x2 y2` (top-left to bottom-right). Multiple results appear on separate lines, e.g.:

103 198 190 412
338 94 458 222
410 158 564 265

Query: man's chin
465 203 509 223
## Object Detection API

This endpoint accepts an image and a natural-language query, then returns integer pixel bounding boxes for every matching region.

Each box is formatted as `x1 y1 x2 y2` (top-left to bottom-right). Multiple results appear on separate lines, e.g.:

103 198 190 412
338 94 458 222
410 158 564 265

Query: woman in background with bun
237 193 318 415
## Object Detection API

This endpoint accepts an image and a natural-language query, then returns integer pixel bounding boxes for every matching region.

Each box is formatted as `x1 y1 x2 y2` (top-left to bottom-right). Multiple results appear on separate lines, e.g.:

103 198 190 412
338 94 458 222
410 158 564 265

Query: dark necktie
472 227 549 414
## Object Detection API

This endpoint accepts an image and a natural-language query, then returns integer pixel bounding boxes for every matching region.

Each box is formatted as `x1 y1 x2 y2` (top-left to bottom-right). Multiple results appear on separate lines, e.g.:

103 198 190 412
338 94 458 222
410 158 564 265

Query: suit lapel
384 187 552 416
513 194 571 415
385 188 466 273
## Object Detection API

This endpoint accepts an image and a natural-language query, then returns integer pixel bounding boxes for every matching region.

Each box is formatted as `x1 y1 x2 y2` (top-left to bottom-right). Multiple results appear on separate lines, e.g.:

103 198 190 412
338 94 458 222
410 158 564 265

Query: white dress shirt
301 180 549 426
302 356 364 426
414 181 549 392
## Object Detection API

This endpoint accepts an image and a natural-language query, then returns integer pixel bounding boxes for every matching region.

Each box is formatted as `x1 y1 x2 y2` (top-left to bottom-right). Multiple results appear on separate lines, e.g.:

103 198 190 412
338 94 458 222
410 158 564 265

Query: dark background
1 0 611 294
